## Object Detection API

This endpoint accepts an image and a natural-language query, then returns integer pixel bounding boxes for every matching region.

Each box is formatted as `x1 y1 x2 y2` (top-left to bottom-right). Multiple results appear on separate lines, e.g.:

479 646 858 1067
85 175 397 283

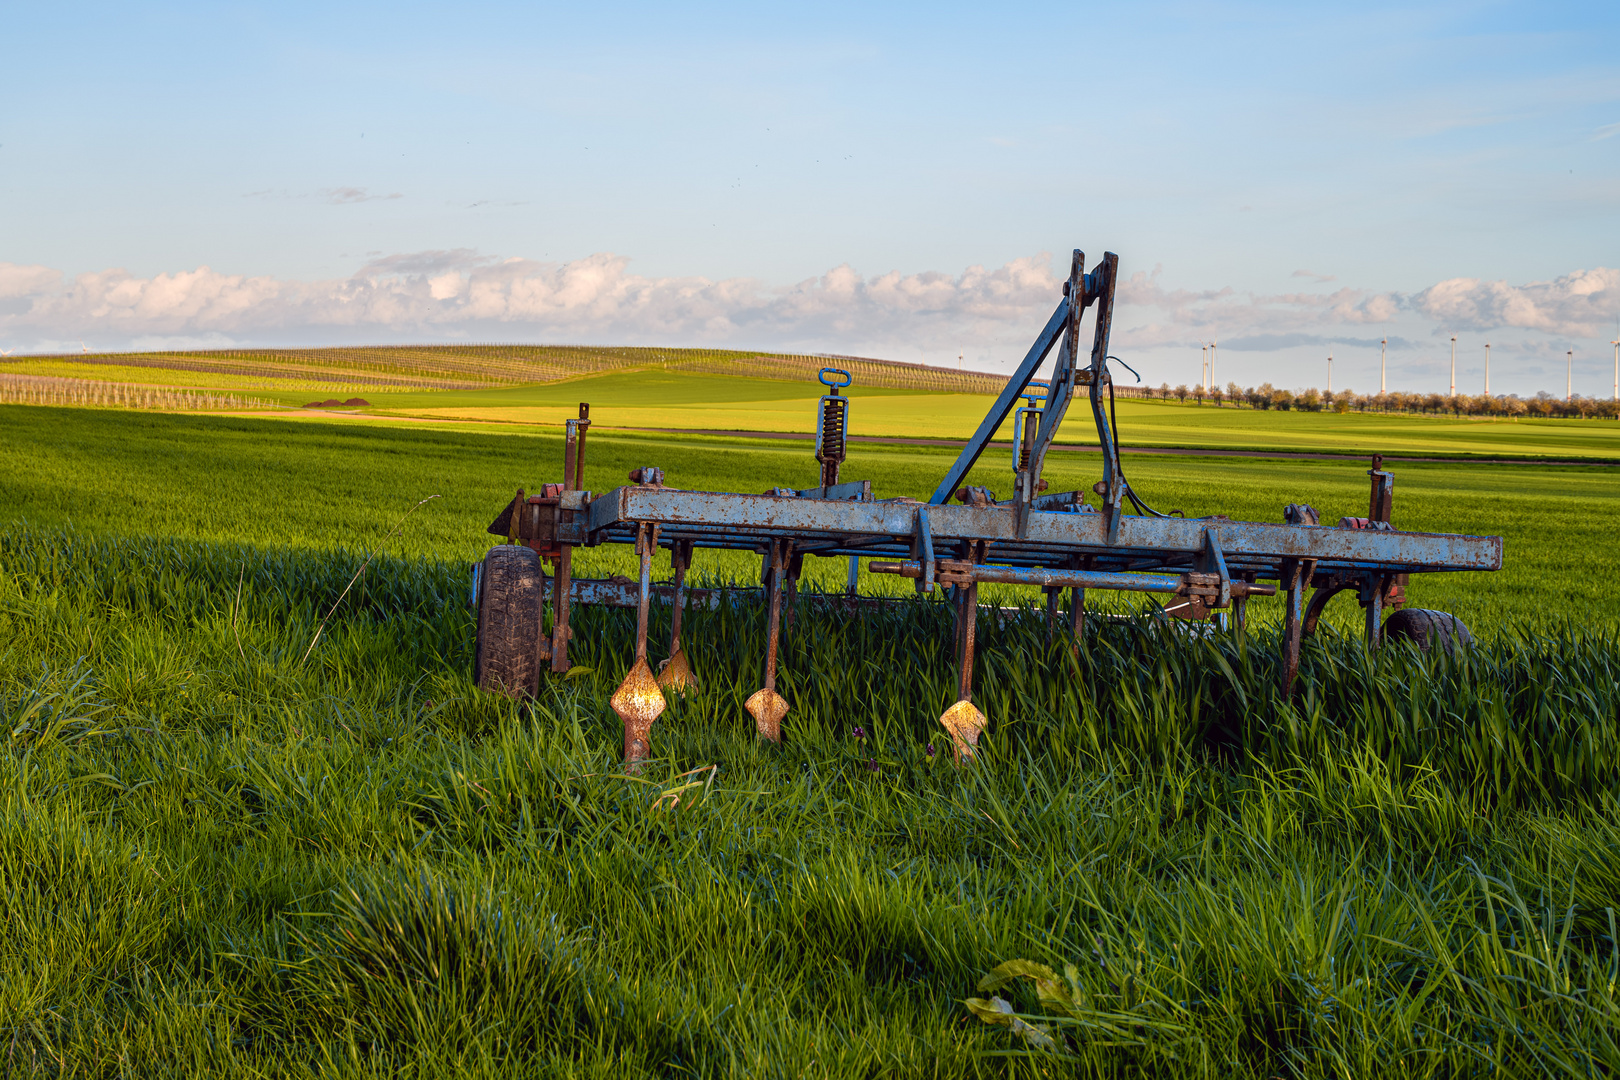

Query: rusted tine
939 539 989 763
658 540 698 692
1068 554 1087 650
611 522 667 770
745 539 790 741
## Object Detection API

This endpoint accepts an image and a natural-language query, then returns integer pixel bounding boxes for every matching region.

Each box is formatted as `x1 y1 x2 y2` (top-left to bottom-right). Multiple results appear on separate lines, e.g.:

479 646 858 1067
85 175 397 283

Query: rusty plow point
747 539 791 742
658 542 697 694
612 658 666 771
616 520 667 769
744 687 789 742
657 647 699 694
938 699 988 765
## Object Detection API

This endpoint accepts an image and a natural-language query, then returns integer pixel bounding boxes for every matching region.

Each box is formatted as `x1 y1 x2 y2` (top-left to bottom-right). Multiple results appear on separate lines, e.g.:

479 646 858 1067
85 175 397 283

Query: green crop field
3 405 1619 1076
284 374 1620 462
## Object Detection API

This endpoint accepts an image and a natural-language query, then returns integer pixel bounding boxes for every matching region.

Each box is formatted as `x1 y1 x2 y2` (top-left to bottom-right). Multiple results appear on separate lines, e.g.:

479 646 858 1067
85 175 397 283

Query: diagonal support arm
928 297 1071 505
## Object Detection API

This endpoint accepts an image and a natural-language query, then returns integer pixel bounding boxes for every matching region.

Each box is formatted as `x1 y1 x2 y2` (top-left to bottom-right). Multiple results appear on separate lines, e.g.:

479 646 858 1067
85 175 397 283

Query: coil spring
1017 410 1039 471
818 396 848 463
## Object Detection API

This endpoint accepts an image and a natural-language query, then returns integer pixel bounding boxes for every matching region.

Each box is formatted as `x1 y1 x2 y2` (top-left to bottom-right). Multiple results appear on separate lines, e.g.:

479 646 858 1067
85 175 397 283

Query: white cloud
0 263 62 298
1411 268 1620 337
1 254 1613 362
321 187 403 204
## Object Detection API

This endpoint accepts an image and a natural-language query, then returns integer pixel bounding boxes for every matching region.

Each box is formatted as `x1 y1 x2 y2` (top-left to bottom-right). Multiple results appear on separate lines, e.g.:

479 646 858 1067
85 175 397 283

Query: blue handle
818 367 852 389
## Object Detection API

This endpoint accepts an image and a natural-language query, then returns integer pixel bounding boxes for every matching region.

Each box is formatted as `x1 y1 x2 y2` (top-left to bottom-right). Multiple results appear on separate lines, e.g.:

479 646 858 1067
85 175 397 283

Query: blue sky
2 1 1617 396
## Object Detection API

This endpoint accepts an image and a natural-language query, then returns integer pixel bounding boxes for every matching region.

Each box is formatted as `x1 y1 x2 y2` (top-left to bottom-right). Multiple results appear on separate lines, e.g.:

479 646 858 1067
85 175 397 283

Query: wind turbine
1484 343 1491 395
1611 330 1619 402
1380 337 1387 394
1327 352 1332 394
1449 335 1456 397
1567 349 1573 402
1201 344 1208 392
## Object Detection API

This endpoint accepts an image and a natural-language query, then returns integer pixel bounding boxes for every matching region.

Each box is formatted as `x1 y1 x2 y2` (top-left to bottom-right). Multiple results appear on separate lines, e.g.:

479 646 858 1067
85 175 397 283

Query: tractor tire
1385 608 1473 653
474 545 545 698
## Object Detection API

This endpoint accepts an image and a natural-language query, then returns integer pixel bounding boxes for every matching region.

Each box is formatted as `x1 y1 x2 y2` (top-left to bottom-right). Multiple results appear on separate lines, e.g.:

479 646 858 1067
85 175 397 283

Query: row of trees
1151 381 1620 420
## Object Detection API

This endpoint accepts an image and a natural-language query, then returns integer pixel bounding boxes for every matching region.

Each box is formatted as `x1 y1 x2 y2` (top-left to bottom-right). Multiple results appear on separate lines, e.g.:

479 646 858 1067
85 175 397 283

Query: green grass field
2 406 1613 630
3 405 1619 1076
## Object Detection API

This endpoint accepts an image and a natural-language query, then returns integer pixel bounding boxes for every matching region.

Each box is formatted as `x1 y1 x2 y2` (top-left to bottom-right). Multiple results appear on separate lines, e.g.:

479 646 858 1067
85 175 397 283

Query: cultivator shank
474 248 1503 766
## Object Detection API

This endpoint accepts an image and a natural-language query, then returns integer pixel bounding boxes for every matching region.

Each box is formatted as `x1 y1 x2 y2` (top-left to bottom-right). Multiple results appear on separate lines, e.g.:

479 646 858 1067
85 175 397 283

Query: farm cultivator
472 250 1503 767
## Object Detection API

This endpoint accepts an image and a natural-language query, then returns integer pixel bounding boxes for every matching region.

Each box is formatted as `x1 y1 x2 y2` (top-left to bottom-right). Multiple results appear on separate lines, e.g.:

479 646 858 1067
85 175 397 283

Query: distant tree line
1146 381 1620 420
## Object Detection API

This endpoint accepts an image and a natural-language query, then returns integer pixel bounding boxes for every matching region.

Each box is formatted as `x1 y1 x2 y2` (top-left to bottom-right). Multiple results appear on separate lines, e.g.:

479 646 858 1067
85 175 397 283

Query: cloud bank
2 251 1614 364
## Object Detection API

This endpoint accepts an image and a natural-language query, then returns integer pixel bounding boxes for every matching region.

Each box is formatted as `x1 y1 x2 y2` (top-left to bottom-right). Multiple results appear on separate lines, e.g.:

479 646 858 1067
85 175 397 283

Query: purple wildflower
926 742 936 758
866 758 879 771
852 726 866 740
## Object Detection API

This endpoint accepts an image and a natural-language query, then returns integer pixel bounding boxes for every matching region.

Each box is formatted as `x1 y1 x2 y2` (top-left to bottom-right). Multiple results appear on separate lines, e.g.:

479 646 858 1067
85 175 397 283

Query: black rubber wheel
474 545 545 698
1385 608 1474 653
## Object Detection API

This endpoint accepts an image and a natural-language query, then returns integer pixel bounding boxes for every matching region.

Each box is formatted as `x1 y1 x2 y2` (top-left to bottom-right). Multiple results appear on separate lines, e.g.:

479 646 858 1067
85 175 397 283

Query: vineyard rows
0 373 273 412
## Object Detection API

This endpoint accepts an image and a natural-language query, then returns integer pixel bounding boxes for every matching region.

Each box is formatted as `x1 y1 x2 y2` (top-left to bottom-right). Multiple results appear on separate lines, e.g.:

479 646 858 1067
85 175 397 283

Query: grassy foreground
2 527 1619 1076
3 406 1620 1075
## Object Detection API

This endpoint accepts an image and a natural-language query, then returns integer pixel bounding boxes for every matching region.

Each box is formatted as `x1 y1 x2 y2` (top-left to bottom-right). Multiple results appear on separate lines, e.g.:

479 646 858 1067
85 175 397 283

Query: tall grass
2 524 1618 1074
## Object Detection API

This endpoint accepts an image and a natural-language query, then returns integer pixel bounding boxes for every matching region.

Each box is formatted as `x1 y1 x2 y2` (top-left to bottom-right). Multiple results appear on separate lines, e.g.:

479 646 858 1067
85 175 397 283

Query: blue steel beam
928 298 1071 506
585 487 1503 574
870 560 1184 594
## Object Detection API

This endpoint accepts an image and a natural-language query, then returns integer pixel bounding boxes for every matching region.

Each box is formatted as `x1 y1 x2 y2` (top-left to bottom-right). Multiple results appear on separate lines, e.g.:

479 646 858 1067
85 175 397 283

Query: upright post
550 419 579 672
1364 573 1385 650
1281 559 1304 698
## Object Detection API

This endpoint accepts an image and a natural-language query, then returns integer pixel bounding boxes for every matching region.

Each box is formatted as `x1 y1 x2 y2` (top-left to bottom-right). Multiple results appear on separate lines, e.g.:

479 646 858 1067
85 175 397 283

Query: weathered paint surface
586 486 1502 580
